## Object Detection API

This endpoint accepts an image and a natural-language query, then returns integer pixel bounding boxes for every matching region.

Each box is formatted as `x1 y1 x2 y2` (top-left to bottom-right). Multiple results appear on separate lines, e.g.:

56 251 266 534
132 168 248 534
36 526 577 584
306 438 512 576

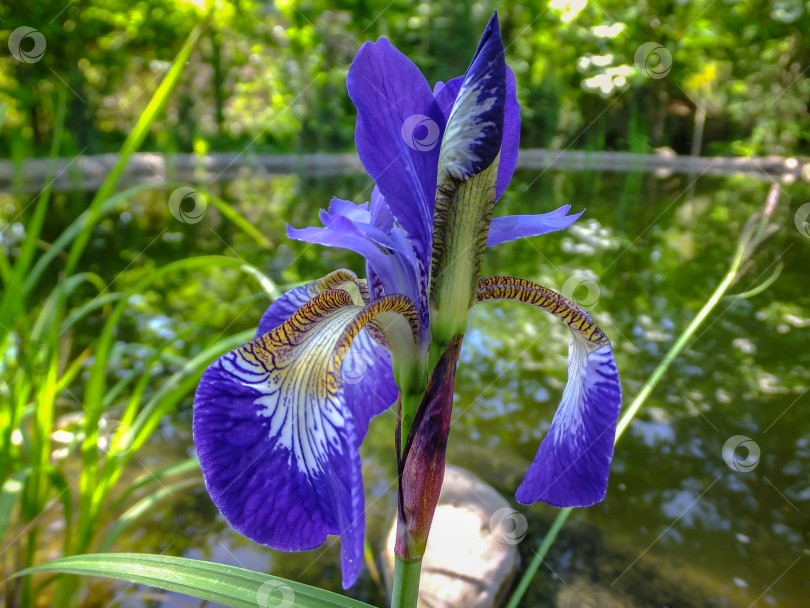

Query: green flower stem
391 556 423 608
614 269 737 438
398 391 421 458
506 262 742 608
505 506 572 608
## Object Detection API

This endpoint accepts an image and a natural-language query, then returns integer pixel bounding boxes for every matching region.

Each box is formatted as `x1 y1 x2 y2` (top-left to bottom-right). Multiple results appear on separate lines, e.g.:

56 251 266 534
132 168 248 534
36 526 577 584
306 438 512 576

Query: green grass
0 21 287 608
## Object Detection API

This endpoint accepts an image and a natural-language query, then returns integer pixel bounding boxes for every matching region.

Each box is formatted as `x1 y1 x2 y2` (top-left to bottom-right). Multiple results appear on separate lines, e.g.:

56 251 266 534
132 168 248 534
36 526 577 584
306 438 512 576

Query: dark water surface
63 167 809 607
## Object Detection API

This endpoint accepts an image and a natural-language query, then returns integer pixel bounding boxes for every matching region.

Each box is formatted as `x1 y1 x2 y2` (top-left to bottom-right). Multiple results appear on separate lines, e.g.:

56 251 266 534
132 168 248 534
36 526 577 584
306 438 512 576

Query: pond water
37 166 810 607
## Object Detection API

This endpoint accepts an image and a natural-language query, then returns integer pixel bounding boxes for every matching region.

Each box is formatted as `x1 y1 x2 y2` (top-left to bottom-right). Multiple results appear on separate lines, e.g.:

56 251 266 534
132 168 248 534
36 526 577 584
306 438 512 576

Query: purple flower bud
395 335 463 559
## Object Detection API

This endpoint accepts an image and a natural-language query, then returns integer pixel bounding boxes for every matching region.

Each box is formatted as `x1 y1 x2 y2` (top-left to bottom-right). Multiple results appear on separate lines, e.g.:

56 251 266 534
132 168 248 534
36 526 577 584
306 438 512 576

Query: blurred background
1 1 809 607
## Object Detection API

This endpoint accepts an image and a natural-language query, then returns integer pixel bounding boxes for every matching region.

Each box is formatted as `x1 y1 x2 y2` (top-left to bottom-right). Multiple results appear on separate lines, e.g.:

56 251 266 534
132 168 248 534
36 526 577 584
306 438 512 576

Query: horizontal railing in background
1 149 808 193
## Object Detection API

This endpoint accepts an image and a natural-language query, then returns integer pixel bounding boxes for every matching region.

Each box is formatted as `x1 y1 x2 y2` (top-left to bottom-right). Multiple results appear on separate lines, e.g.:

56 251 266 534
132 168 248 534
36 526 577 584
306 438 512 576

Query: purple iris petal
437 12 505 183
366 187 392 300
194 364 357 550
497 67 520 201
287 197 423 318
256 277 399 439
432 77 463 117
368 186 394 234
341 330 398 442
487 205 584 246
433 68 519 201
347 37 444 277
195 286 400 588
475 277 622 508
255 270 359 338
515 341 622 507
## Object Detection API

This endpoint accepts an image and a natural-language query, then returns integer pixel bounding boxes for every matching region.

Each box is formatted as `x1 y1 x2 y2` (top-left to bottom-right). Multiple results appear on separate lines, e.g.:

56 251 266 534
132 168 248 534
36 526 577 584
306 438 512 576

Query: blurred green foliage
1 0 809 159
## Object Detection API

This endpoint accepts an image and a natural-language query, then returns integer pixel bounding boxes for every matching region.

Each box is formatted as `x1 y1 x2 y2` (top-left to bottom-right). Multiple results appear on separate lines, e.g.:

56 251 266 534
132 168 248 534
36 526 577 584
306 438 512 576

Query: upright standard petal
194 286 419 588
347 37 444 278
496 67 521 201
475 277 622 507
430 12 506 343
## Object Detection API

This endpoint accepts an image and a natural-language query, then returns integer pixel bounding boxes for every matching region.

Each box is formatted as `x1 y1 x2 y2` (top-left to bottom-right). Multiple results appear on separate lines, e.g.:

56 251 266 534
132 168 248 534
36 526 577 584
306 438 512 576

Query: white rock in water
382 465 521 608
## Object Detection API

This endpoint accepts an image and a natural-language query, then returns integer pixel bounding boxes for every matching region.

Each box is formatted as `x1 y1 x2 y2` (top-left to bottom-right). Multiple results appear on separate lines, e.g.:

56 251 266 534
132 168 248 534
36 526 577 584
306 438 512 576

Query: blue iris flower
193 13 621 589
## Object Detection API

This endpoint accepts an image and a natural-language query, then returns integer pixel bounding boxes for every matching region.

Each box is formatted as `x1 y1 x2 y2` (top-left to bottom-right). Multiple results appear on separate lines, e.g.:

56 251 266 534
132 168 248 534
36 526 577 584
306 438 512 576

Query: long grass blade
14 554 378 608
0 468 32 548
64 24 204 276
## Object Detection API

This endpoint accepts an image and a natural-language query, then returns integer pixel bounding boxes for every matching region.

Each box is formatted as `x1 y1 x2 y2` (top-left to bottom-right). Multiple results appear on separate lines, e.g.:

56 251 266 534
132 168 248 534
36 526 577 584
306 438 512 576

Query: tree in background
1 0 808 158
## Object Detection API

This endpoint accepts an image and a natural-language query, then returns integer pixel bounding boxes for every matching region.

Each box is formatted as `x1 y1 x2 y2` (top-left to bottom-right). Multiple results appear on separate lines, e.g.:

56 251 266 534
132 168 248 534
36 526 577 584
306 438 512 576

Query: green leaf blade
14 553 378 608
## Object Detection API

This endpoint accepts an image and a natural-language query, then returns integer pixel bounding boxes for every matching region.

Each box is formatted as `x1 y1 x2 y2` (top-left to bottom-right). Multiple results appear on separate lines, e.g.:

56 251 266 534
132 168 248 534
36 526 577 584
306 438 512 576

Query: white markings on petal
553 338 619 449
218 304 358 479
440 82 499 180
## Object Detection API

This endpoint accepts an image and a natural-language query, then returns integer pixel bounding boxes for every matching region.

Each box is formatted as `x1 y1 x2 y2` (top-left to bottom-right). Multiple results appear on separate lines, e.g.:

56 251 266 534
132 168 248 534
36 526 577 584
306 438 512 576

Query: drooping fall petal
256 270 398 440
194 284 419 588
475 276 622 507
